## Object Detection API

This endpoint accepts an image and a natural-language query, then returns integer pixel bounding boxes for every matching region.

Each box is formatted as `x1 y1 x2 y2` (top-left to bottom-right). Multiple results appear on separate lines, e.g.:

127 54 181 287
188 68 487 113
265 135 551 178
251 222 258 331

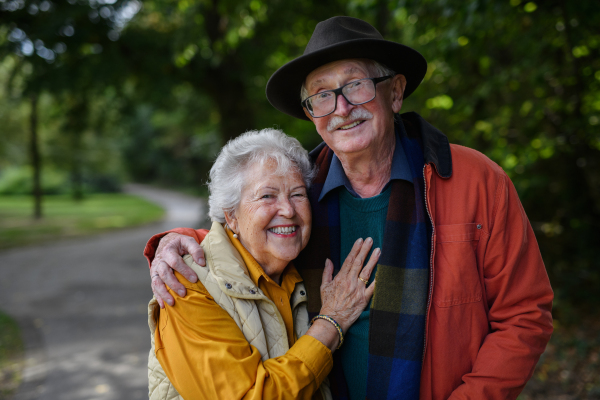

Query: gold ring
358 277 368 285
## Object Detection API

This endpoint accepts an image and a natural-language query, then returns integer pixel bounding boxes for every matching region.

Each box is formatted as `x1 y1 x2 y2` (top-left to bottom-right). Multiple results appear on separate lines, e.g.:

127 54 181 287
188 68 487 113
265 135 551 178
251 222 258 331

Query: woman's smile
268 225 298 235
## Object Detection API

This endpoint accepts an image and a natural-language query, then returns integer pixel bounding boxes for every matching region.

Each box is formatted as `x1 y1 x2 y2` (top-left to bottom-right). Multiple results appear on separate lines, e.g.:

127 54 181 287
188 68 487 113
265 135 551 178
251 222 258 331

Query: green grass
0 311 24 399
0 194 165 249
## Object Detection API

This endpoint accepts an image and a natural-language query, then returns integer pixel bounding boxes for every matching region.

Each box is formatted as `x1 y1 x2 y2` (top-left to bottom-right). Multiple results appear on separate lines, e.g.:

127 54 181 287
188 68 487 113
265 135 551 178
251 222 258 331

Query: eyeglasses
301 76 392 118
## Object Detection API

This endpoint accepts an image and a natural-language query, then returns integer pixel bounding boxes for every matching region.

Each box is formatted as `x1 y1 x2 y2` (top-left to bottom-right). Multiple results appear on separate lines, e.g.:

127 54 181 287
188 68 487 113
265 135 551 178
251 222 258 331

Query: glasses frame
301 75 393 118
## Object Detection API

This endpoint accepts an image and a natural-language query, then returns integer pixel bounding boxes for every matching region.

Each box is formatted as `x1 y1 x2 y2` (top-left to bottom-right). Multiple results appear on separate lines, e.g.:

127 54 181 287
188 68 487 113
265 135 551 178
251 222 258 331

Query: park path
0 184 209 400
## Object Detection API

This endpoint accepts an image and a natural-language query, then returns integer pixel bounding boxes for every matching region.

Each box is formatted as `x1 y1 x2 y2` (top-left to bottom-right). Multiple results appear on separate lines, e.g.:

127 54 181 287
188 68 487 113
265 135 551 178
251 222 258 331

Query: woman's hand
319 237 378 333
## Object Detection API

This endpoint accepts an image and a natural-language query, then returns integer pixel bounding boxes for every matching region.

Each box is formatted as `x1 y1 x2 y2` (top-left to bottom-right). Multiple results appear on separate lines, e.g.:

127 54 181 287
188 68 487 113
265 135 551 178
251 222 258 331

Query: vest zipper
422 164 435 365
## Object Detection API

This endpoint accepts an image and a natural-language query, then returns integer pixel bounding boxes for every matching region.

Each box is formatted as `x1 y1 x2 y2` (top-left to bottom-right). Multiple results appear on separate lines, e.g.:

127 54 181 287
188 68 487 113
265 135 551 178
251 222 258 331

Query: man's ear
391 74 407 114
303 108 314 123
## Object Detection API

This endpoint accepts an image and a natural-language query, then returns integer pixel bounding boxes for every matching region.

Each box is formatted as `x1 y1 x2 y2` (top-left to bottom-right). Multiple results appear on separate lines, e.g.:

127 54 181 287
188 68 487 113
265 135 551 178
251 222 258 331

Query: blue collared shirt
318 124 412 201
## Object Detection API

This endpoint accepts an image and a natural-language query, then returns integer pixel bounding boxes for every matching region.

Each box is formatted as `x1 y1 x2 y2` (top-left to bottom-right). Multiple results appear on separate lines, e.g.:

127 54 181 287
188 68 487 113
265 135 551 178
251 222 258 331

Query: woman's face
226 160 312 282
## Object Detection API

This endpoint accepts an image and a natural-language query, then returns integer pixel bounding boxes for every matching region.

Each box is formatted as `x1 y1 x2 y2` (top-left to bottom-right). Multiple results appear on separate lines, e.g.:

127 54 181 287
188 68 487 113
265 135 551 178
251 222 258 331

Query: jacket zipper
422 164 435 365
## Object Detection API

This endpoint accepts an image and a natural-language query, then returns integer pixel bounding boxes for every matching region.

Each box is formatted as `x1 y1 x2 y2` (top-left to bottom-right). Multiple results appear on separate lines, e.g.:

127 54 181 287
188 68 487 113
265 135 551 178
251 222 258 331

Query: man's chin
329 137 373 155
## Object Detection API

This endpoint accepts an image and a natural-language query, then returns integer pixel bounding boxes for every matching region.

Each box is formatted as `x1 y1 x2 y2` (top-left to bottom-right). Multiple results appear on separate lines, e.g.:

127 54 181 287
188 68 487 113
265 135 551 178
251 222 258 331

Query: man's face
303 59 406 157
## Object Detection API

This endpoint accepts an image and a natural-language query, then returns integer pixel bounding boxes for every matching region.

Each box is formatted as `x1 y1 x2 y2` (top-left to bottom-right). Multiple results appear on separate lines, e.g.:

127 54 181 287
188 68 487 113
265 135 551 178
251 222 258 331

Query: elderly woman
147 129 378 400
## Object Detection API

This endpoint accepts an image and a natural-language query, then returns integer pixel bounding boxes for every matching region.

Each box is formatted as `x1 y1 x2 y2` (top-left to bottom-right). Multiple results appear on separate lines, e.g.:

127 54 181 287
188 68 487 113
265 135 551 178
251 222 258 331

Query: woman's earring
226 223 238 239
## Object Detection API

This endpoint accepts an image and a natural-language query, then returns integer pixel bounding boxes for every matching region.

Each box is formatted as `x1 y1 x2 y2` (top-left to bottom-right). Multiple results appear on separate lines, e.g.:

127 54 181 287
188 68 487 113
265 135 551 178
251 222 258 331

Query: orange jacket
144 116 553 400
419 143 553 399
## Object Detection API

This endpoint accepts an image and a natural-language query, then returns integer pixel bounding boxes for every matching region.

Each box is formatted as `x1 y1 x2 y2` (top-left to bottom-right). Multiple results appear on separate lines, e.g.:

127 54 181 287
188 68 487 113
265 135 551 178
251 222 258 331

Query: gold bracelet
310 315 344 349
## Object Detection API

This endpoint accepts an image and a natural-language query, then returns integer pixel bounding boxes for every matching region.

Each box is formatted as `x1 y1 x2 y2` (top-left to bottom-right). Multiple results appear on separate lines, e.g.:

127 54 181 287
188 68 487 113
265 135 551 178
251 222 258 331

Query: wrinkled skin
319 237 378 334
150 233 203 308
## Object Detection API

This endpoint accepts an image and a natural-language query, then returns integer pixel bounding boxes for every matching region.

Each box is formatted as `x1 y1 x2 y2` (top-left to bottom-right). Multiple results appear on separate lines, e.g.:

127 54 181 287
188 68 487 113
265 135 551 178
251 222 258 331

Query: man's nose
335 93 354 116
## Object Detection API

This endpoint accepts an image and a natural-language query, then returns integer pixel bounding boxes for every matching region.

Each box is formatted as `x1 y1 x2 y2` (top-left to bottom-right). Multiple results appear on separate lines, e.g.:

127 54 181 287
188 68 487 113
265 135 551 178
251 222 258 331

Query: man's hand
150 233 205 308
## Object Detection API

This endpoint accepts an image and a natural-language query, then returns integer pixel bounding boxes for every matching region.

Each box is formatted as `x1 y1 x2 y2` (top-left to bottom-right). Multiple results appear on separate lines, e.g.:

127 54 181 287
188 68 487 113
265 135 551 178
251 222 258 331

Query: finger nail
167 299 174 306
375 248 381 255
366 237 373 243
198 258 205 266
356 238 363 245
188 275 198 283
178 290 185 297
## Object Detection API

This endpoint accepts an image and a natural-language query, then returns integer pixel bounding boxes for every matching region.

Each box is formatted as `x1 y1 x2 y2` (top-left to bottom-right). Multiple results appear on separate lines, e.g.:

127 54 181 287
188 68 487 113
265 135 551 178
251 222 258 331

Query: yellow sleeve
155 274 333 400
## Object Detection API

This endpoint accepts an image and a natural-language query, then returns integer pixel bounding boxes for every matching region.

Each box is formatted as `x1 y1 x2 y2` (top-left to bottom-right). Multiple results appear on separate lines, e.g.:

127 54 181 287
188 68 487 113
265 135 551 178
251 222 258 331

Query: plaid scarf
296 113 433 400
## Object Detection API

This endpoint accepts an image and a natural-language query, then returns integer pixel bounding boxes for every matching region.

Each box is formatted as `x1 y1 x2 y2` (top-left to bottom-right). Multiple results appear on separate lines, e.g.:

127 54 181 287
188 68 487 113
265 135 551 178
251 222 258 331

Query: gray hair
207 128 317 223
300 59 396 101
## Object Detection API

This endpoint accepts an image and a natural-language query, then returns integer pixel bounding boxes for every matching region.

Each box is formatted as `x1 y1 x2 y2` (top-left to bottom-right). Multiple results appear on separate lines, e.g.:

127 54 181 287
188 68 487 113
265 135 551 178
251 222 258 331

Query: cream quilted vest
147 222 331 400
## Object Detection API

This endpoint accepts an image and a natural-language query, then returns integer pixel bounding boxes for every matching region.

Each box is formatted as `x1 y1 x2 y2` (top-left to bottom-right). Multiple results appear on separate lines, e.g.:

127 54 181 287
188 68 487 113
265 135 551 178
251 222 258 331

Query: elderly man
144 16 553 400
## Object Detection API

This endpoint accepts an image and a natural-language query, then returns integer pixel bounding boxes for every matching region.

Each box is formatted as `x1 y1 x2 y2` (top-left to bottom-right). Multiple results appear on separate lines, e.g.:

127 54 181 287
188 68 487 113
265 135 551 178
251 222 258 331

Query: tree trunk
63 94 88 201
30 94 42 219
211 75 256 144
71 152 84 201
200 1 256 144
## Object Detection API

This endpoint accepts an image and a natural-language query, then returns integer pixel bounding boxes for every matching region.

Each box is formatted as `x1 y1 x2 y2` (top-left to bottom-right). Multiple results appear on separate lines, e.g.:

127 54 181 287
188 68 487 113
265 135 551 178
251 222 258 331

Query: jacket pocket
433 223 482 307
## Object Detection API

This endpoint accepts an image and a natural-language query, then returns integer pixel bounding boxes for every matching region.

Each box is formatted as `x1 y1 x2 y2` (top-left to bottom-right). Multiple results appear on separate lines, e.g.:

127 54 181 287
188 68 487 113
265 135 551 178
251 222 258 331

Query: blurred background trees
1 0 599 323
2 0 599 395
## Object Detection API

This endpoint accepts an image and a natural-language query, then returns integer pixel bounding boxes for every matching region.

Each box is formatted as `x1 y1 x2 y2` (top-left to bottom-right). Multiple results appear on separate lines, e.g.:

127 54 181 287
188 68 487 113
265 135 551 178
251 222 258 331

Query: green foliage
0 311 22 364
519 316 600 399
0 0 137 201
0 310 23 398
0 166 68 195
0 193 165 248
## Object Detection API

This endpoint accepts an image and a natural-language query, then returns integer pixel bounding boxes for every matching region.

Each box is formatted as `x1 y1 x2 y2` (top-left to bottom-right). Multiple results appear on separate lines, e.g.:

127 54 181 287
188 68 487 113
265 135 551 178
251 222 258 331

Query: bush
0 166 69 195
0 166 122 195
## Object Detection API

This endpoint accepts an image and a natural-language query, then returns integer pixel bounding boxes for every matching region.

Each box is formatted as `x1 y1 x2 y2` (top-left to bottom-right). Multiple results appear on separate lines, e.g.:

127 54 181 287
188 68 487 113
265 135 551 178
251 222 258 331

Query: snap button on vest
225 283 232 289
249 289 256 294
300 290 306 296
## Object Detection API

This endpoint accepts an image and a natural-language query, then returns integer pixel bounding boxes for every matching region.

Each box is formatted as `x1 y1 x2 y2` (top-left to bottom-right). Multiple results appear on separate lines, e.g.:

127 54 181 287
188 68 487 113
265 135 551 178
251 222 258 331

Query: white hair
300 59 396 101
207 128 317 223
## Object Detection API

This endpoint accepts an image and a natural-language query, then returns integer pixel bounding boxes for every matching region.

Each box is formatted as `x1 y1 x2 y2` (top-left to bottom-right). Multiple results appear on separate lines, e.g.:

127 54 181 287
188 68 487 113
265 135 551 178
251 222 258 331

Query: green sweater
337 186 391 400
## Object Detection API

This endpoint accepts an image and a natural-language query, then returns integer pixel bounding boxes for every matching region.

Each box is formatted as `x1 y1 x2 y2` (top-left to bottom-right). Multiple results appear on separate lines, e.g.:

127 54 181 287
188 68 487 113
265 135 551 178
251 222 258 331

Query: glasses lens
304 78 378 117
307 91 335 117
343 79 376 105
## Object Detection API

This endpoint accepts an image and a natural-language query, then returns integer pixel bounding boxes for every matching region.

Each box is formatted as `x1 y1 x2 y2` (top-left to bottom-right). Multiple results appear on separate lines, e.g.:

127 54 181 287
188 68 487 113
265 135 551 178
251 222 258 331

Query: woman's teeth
339 120 362 130
269 226 297 234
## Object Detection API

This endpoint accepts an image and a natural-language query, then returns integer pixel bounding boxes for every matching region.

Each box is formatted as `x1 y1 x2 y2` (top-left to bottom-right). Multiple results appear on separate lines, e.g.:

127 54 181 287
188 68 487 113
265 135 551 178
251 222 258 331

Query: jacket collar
228 225 304 291
309 111 453 179
398 112 452 178
201 222 262 299
201 222 305 302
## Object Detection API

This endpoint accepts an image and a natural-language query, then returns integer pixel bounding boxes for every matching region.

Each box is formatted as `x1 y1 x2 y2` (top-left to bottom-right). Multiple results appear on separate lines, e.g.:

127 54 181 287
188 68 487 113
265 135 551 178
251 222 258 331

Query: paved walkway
0 185 208 400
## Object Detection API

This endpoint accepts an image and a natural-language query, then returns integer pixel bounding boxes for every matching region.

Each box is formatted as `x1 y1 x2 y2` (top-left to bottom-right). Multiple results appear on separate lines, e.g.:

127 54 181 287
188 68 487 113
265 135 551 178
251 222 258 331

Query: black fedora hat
266 16 428 121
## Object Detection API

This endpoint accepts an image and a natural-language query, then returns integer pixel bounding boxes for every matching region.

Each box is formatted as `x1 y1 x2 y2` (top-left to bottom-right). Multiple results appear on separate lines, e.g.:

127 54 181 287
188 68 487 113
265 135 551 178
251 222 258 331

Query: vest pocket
433 223 482 307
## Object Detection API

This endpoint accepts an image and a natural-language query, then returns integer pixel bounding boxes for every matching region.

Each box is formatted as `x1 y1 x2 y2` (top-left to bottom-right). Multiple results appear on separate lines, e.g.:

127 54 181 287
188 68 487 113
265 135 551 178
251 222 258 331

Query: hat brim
266 38 427 121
